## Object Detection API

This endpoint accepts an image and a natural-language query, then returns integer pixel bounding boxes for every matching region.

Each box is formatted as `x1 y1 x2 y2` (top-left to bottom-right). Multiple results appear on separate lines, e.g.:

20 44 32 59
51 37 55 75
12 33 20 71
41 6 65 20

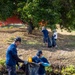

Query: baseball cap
15 37 21 42
36 50 42 56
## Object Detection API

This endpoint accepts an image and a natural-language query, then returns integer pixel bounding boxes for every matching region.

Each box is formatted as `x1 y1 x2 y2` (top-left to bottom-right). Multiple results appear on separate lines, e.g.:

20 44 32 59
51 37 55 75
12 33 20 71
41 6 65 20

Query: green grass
66 42 75 47
0 60 5 66
26 40 42 45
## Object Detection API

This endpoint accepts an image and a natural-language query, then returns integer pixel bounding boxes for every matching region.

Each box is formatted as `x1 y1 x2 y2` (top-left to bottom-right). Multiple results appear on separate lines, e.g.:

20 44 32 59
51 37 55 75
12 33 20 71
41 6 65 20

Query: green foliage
0 0 15 20
0 60 5 66
45 66 53 73
0 0 75 30
17 0 75 30
61 65 75 75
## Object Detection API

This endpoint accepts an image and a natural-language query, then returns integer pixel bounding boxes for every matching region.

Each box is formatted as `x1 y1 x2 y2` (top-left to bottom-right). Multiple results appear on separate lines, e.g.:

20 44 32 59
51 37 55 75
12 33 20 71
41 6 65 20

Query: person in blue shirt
6 37 27 75
32 50 50 75
42 27 52 48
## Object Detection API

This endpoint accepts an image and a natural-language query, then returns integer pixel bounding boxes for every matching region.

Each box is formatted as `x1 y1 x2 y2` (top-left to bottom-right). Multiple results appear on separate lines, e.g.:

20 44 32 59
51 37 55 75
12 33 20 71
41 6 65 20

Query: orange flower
39 20 47 26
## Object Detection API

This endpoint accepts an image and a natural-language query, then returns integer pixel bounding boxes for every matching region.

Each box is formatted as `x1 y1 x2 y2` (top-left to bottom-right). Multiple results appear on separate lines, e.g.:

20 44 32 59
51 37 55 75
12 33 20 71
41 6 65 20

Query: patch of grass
0 24 24 29
9 26 14 29
26 40 42 45
7 37 15 44
1 25 13 29
69 35 75 39
2 26 9 29
66 42 75 47
10 37 15 41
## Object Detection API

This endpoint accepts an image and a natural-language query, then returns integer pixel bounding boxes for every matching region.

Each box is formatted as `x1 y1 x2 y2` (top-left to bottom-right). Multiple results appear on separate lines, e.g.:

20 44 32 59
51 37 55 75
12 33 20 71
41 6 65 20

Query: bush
61 65 75 75
45 66 53 75
0 59 6 74
0 60 5 66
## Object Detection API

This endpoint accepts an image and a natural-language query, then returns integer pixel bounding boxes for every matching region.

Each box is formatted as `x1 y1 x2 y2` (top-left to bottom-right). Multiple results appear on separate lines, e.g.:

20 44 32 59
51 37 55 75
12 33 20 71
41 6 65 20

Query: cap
15 37 21 42
36 50 42 56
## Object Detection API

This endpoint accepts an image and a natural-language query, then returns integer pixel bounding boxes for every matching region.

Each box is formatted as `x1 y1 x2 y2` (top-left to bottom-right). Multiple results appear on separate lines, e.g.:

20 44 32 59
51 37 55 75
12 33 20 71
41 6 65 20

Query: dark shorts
43 38 48 43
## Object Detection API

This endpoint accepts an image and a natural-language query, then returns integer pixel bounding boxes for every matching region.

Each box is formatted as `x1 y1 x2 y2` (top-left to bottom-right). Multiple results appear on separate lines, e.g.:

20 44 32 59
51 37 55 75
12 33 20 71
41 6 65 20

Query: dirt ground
0 25 75 66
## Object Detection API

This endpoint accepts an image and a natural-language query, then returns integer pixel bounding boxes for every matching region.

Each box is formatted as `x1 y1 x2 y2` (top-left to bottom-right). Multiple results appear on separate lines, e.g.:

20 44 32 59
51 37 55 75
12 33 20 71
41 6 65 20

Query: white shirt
42 26 45 30
53 32 57 39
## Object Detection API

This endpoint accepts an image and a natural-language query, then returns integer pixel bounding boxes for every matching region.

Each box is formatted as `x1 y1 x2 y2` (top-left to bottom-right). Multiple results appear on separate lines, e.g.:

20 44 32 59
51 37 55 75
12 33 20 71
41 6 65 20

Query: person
42 27 52 47
20 56 40 75
32 50 50 75
52 29 58 47
6 37 27 75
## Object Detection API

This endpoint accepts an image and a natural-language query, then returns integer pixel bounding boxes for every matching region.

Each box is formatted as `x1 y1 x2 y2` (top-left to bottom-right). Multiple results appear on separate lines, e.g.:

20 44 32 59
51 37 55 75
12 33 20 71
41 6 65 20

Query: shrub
0 59 6 73
0 60 5 66
45 66 53 75
61 65 75 75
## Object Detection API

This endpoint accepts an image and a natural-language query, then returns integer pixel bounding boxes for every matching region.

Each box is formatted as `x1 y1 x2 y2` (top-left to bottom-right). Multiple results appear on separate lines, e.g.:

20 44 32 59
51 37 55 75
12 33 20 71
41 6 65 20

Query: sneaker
55 45 57 48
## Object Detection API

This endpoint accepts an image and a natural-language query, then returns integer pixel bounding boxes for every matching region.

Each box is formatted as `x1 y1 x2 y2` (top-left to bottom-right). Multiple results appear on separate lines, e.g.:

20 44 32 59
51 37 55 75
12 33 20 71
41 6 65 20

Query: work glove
24 61 28 65
41 62 50 67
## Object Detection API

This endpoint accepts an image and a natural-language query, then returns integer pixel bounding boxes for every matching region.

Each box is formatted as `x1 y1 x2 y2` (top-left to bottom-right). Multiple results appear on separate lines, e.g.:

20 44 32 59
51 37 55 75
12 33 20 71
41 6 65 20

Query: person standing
6 37 27 75
42 27 52 48
52 29 58 47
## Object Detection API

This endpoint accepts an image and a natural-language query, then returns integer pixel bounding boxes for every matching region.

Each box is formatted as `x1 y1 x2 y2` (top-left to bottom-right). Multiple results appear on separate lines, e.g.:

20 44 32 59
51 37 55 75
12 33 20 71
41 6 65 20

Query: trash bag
52 36 56 47
20 63 29 75
48 36 52 48
20 62 39 75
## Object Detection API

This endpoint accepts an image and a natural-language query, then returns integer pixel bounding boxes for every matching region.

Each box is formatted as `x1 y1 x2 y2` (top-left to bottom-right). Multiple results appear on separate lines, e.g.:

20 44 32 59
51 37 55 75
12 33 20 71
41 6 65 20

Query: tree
0 0 15 20
0 0 75 31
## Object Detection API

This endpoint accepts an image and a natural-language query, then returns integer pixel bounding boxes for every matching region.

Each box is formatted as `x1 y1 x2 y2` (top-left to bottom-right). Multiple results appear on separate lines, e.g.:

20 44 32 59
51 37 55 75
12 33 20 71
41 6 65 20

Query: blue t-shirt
32 56 49 74
32 56 42 63
6 43 17 66
42 29 49 38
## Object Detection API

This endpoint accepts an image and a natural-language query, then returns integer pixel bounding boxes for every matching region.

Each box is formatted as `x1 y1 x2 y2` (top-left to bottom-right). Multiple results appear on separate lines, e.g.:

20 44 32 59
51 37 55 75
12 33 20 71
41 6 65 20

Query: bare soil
0 25 75 66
